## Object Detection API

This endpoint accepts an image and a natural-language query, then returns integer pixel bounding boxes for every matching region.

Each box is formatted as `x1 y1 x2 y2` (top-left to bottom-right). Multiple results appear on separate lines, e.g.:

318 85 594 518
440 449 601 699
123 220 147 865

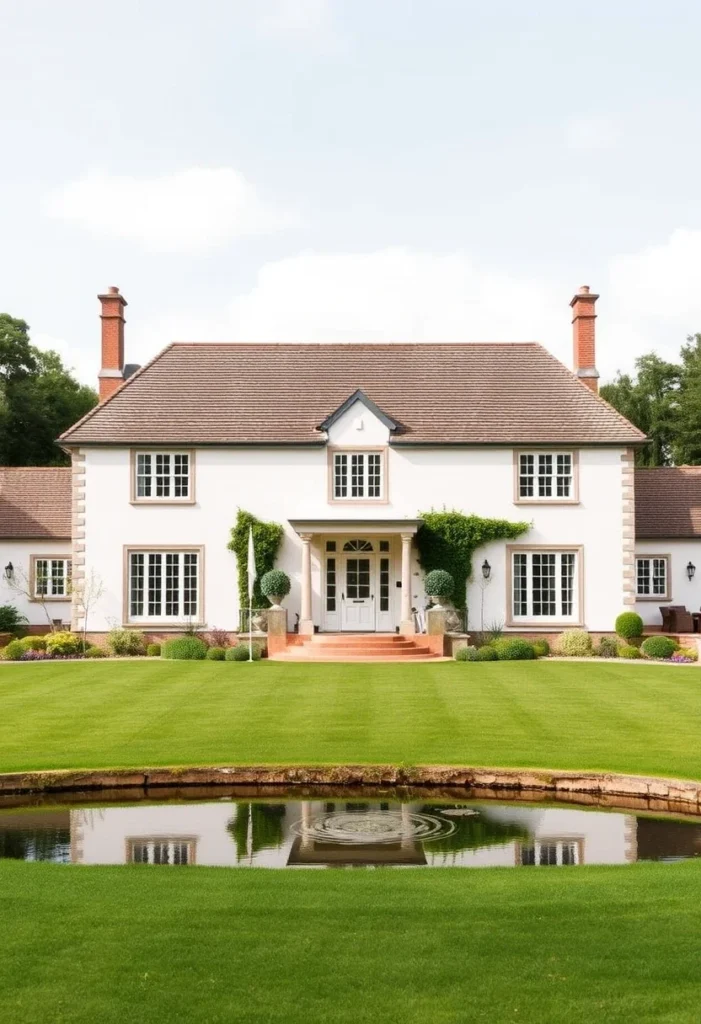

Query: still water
2 789 700 869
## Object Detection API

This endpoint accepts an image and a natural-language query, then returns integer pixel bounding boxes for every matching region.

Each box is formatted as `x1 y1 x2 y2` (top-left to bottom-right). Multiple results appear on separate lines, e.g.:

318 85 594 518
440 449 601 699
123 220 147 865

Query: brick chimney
570 285 599 392
98 286 127 401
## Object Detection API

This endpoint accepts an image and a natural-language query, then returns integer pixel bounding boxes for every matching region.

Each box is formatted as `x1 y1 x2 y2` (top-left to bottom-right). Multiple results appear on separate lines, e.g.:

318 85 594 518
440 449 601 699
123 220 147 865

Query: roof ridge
166 340 545 348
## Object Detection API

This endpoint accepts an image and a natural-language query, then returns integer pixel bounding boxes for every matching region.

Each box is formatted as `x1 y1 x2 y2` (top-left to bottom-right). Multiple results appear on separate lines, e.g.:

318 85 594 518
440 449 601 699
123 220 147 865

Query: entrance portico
289 520 422 636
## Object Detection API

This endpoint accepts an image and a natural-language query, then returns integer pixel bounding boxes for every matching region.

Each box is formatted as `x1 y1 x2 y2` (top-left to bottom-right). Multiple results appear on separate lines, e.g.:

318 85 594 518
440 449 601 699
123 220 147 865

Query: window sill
513 498 580 506
124 622 206 630
506 619 584 629
328 498 389 505
635 595 672 603
29 596 70 603
130 499 196 506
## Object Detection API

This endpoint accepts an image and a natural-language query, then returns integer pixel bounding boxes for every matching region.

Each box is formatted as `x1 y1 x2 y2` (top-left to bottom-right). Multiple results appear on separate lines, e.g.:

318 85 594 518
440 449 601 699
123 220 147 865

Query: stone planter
267 595 285 610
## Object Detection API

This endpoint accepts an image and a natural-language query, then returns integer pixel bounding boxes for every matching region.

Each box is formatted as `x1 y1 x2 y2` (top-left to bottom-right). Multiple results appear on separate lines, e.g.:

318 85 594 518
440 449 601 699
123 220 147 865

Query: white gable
325 398 391 446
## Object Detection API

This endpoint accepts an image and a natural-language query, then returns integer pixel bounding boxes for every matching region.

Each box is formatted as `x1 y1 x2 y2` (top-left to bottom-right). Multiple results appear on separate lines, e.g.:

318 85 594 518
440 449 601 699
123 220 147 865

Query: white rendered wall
81 434 627 633
0 539 72 628
634 538 701 628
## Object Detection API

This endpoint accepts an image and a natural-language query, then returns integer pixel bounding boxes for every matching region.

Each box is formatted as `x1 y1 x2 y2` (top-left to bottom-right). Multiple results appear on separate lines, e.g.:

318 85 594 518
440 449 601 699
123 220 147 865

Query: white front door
341 555 375 631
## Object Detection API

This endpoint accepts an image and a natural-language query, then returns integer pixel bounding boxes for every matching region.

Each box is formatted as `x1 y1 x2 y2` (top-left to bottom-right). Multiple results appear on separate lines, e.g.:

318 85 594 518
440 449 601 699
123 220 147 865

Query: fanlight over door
343 539 374 552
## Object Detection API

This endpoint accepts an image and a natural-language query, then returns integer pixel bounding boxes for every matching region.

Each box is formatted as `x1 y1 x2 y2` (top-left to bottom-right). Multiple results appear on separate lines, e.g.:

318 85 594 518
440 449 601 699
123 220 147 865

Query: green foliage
19 635 47 651
416 510 529 610
615 612 644 640
4 638 26 660
455 645 478 662
0 314 97 466
492 638 536 661
206 646 227 661
84 646 106 659
162 636 208 660
596 636 619 658
641 636 677 660
227 803 286 861
556 630 593 658
424 569 454 599
226 642 262 661
146 643 161 658
601 353 680 466
532 638 550 657
260 569 291 600
677 645 699 662
0 604 28 635
107 629 146 656
228 510 284 609
619 644 642 659
474 645 498 661
45 631 80 656
673 335 701 464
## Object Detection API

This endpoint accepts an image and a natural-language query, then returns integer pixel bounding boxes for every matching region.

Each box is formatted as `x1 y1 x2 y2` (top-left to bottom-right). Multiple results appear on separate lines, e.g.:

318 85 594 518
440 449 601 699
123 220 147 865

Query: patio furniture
660 605 694 633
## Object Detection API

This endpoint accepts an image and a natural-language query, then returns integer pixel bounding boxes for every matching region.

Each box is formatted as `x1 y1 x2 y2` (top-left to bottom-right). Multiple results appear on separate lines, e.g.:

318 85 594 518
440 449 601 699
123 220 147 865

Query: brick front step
269 632 444 662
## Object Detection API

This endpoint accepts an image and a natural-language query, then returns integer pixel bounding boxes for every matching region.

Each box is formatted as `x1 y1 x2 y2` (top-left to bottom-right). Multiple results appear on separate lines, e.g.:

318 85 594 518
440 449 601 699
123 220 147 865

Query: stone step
312 633 409 645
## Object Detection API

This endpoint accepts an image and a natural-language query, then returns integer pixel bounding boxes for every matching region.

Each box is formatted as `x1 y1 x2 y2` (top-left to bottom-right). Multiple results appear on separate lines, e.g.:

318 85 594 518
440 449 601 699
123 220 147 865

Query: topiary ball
206 646 226 661
619 644 642 659
162 636 208 660
260 570 291 601
424 569 454 600
640 636 677 660
615 611 643 640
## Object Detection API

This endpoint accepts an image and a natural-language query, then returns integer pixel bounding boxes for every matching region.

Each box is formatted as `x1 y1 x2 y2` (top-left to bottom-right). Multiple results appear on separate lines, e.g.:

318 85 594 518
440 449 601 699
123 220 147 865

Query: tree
672 335 701 465
601 353 680 466
0 314 97 466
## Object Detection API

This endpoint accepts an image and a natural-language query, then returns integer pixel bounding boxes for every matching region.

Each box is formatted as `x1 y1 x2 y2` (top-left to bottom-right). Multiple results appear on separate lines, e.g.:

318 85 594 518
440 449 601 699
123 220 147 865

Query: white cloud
44 168 299 252
32 332 92 383
256 0 337 48
564 114 620 151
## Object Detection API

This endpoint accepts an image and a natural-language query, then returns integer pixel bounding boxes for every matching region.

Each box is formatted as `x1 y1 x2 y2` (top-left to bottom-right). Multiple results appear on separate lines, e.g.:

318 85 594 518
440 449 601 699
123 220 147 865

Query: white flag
247 526 256 601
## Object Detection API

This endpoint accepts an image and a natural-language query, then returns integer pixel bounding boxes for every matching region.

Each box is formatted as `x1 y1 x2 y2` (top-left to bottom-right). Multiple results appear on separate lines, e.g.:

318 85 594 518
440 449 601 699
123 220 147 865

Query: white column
400 531 415 635
299 533 314 636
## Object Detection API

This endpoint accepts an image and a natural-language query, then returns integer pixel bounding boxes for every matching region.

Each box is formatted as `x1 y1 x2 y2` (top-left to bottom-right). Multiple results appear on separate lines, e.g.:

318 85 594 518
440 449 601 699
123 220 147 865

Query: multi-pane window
379 557 390 612
518 840 580 866
326 557 337 612
333 452 383 499
636 557 668 598
129 550 199 621
518 452 573 499
34 558 71 598
511 550 579 621
135 452 191 500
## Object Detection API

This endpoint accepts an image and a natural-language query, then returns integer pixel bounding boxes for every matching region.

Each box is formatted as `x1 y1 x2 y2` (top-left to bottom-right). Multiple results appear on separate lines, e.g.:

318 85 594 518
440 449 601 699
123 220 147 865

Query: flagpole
247 526 256 663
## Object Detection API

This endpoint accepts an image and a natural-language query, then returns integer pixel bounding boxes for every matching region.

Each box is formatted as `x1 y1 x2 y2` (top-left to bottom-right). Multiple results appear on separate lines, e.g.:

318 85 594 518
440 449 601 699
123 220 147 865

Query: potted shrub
424 569 454 610
260 569 291 609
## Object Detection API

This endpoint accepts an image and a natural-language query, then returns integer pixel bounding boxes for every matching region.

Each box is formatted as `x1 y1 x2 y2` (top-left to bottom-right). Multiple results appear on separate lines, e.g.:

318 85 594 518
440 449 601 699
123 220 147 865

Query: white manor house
2 284 701 651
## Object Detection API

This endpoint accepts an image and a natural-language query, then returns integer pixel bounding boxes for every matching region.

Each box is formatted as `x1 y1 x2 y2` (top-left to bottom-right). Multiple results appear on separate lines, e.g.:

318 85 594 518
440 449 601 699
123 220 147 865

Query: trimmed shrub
532 638 550 657
556 629 593 658
641 636 677 660
146 643 161 658
4 638 26 661
84 645 106 659
107 628 146 657
424 569 454 600
595 636 619 658
474 645 498 662
19 635 47 651
206 646 226 661
619 644 641 659
615 611 644 640
162 636 208 660
225 642 262 662
0 604 28 635
492 638 536 661
455 645 479 662
260 570 291 601
46 631 81 656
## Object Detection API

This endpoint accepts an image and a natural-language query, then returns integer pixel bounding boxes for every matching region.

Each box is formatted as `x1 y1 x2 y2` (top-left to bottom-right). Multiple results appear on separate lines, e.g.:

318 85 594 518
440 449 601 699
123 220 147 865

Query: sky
2 0 701 386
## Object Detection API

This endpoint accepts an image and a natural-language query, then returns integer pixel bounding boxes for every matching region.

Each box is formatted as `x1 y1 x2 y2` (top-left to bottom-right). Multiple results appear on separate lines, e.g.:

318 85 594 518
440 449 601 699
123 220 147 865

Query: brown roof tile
60 342 645 446
635 467 701 538
0 468 71 539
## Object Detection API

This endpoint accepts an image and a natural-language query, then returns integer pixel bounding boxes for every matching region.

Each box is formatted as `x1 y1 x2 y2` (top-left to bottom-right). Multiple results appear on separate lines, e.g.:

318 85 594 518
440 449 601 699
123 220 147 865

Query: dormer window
331 450 386 501
132 451 195 503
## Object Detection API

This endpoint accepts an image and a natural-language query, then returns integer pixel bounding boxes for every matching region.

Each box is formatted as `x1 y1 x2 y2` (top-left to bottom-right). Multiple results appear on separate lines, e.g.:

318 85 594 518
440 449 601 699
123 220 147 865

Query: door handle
341 593 345 600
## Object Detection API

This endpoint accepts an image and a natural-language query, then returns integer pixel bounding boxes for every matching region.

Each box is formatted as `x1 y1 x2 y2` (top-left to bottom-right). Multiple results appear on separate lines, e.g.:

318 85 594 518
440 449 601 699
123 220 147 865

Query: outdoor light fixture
687 561 696 581
4 562 13 580
481 559 491 580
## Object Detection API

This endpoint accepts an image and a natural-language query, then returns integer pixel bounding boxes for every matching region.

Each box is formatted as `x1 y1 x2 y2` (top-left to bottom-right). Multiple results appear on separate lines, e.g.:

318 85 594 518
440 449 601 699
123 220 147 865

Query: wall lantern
687 561 696 581
481 559 491 580
4 562 13 580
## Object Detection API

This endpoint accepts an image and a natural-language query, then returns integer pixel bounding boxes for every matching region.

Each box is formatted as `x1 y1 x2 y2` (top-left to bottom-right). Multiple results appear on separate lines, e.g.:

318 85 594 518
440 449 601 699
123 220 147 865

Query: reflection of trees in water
227 804 286 862
0 828 71 862
420 806 529 856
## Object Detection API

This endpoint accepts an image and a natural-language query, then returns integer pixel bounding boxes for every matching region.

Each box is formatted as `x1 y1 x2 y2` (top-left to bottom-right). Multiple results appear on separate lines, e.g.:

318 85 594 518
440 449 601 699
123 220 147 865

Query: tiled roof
0 468 71 539
60 342 645 446
635 467 701 538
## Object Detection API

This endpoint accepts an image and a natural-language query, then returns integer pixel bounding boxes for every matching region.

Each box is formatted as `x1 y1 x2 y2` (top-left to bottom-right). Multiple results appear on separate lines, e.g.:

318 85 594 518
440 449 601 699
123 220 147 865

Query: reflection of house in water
0 800 700 868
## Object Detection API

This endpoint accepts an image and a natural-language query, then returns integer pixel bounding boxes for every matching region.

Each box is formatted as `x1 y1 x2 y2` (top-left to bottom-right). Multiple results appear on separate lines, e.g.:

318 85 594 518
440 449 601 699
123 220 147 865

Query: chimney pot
570 284 599 393
98 286 128 402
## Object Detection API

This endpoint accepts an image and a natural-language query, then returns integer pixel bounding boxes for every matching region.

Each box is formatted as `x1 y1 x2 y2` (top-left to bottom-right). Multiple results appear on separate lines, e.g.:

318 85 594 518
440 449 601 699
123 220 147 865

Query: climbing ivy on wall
228 509 285 609
416 510 530 610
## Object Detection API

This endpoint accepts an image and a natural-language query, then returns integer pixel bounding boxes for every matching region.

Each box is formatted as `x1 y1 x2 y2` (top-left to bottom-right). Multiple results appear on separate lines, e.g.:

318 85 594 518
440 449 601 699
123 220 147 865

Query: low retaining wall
1 765 700 813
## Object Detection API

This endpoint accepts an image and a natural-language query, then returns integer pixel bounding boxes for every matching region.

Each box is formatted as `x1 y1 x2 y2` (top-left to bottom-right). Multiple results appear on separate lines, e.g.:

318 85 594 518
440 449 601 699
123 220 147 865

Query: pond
2 787 700 868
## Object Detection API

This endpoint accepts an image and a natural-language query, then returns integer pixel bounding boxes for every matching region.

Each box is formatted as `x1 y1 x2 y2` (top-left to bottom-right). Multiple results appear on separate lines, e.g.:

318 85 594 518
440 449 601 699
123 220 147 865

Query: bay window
510 548 581 623
127 549 201 623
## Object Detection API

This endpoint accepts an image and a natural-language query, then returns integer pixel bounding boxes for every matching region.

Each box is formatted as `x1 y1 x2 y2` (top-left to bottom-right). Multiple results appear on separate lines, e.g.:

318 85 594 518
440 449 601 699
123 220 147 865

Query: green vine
416 510 530 610
228 509 285 609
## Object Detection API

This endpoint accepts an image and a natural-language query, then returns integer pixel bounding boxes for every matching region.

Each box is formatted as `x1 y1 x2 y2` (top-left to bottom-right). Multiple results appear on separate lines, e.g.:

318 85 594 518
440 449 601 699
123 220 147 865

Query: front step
269 632 444 662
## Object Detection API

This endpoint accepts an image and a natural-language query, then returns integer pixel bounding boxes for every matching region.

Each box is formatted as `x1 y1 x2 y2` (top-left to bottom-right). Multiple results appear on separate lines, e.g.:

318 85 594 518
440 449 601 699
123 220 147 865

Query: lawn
1 859 700 1023
1 659 700 779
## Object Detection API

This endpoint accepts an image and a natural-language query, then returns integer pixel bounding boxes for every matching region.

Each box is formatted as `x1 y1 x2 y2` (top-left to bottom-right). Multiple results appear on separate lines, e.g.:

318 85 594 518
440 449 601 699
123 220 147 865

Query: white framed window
332 451 384 500
636 556 669 600
134 451 191 501
128 550 200 622
510 549 580 623
517 452 574 500
33 557 72 598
